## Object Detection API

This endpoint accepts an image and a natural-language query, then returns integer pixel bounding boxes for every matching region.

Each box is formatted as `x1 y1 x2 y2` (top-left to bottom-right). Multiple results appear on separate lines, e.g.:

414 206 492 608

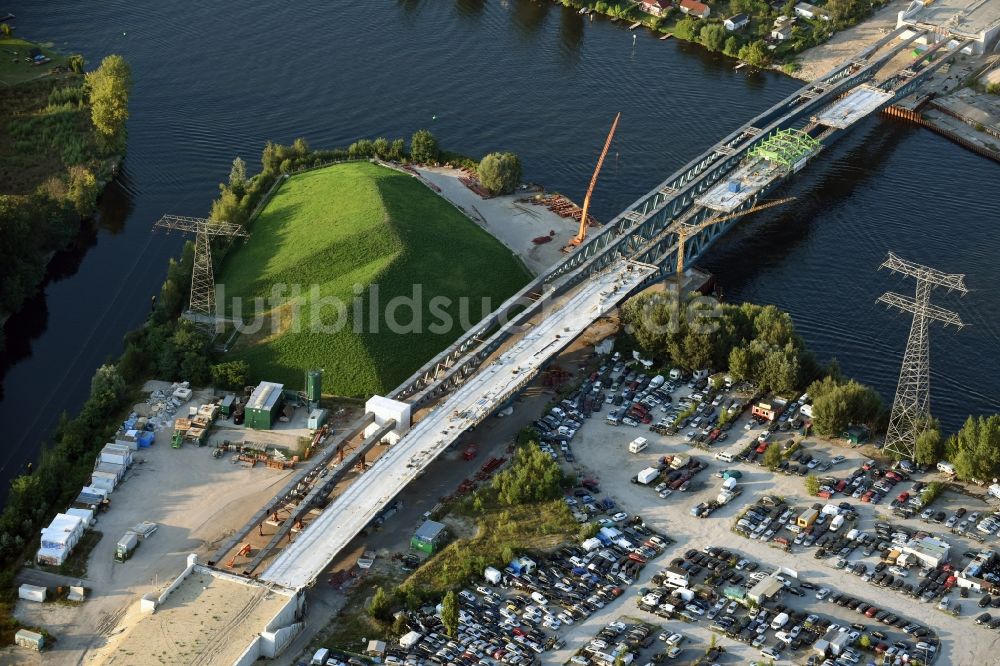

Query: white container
35 545 68 566
484 566 502 585
115 430 140 451
18 584 46 603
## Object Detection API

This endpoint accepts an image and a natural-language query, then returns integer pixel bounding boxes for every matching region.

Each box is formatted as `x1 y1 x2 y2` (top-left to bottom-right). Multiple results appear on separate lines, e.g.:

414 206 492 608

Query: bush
492 442 563 505
211 360 249 390
477 152 522 195
410 129 439 164
804 474 820 496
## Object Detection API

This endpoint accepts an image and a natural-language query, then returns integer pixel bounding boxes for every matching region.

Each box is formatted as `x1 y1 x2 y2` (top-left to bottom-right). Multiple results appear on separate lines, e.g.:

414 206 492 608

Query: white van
937 461 956 476
629 437 648 454
770 612 789 630
715 451 734 463
311 648 330 665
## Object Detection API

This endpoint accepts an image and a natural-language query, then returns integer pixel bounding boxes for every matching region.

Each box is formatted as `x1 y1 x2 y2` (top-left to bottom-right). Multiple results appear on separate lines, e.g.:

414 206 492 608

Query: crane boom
570 112 621 246
675 197 796 277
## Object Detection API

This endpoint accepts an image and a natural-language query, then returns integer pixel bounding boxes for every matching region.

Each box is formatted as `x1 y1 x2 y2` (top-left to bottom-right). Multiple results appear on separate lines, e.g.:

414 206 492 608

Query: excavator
563 112 621 252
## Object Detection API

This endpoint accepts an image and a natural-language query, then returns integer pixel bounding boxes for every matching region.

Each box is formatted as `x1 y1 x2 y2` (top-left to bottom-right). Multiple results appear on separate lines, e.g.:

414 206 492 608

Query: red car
865 606 879 618
861 490 875 503
897 492 910 503
756 442 769 454
835 480 847 493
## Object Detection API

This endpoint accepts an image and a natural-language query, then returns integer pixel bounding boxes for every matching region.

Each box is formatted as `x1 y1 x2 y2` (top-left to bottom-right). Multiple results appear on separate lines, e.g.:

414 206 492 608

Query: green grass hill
218 161 531 397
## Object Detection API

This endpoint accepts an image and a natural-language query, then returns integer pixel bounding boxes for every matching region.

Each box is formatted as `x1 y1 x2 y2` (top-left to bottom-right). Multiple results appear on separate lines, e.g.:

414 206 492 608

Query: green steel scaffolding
749 129 821 171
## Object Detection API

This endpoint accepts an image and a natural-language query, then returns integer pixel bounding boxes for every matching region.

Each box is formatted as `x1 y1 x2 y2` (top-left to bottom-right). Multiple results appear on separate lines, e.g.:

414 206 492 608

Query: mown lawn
0 38 68 87
218 161 531 397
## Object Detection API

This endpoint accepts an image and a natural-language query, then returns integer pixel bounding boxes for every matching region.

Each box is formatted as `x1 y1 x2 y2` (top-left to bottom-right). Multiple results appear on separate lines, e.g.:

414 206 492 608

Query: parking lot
540 362 1000 664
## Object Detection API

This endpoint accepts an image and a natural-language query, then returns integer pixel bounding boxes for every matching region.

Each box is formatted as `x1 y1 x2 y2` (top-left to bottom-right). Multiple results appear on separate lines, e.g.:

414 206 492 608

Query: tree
810 379 883 436
0 23 11 39
858 633 872 650
89 364 127 414
68 54 85 74
67 165 100 216
85 54 132 152
738 40 771 68
228 157 247 196
410 129 439 164
369 585 392 621
390 138 406 161
210 187 246 225
292 137 309 158
478 152 522 195
764 442 783 470
673 17 699 41
914 428 943 467
492 443 563 505
211 360 249 389
441 590 459 637
804 474 820 496
699 24 727 52
372 137 390 159
724 35 741 57
944 414 1000 480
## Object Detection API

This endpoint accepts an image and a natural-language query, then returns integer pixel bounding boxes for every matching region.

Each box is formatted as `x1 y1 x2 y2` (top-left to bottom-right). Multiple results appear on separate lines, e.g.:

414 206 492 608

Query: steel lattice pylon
153 215 249 323
877 253 966 460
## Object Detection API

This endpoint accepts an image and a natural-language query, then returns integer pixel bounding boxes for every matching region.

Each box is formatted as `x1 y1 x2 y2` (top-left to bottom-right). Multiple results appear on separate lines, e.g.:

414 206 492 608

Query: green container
306 369 322 403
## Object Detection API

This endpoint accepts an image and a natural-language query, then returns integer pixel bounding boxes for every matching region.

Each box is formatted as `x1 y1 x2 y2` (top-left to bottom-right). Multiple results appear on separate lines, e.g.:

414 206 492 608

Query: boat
660 34 672 40
628 21 642 30
735 62 748 70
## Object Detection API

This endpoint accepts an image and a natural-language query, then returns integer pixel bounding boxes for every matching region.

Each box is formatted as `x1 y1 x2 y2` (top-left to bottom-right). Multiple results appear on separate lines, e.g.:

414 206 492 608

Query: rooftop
248 381 283 411
695 157 780 213
414 519 447 541
93 567 295 666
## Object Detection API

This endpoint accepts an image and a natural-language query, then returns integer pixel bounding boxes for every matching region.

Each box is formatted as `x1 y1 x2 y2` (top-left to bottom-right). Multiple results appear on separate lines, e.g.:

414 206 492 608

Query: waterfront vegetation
218 159 531 396
556 0 892 68
0 42 130 341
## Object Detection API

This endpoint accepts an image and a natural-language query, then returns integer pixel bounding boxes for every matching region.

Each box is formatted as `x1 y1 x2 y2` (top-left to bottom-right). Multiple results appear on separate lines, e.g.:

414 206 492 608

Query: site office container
797 509 819 529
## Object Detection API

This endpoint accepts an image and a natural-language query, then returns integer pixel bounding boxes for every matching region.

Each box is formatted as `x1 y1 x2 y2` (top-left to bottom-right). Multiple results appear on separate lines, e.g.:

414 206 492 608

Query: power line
877 252 967 460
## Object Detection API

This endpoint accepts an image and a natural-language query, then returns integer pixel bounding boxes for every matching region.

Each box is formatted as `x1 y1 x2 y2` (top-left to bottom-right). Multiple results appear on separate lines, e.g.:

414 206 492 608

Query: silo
305 369 322 404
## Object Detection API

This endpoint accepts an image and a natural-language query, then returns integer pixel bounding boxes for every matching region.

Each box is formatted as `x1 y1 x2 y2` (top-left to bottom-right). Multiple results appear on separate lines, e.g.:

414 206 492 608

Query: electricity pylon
877 252 966 460
153 215 249 323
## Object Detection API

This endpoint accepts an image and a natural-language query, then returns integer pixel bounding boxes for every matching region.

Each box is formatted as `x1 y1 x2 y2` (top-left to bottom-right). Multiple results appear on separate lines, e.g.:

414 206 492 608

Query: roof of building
796 2 824 14
92 568 295 666
681 0 710 13
247 381 283 411
749 575 784 599
728 13 750 23
414 519 447 541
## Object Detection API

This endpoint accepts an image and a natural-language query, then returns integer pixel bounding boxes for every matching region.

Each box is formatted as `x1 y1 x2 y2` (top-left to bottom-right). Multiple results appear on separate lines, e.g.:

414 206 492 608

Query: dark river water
2 0 998 491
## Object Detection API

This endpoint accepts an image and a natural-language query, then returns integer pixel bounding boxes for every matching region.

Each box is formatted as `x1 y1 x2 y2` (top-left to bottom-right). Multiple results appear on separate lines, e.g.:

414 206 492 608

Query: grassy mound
218 161 531 396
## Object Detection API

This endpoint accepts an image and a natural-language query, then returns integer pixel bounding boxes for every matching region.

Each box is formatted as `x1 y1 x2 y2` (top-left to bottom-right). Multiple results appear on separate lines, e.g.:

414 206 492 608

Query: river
2 0 998 492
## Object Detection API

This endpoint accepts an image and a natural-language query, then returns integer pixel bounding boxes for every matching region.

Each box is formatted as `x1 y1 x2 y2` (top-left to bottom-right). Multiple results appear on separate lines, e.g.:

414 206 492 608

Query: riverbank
0 35 130 349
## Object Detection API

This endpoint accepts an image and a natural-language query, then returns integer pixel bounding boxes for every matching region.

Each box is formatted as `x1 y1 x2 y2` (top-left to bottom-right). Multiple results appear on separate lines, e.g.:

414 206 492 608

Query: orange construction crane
563 112 621 252
674 197 796 279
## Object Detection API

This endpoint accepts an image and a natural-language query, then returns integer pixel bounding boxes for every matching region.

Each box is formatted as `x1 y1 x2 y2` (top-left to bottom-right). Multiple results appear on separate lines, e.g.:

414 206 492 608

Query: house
639 0 671 17
795 2 831 21
748 575 784 604
725 13 750 31
901 535 951 569
771 17 795 41
679 0 710 19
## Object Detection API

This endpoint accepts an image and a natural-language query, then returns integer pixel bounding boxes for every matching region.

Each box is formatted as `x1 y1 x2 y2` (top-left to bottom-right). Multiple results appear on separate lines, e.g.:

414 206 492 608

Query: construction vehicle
227 542 252 568
563 112 621 252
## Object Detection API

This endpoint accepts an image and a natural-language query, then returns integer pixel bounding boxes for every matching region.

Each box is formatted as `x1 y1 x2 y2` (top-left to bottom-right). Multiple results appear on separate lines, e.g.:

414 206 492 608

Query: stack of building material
73 486 110 512
14 629 44 651
197 403 219 422
37 513 84 566
115 429 140 451
66 506 96 528
18 584 46 603
90 462 124 493
131 521 158 539
100 443 133 468
173 386 193 402
137 431 154 448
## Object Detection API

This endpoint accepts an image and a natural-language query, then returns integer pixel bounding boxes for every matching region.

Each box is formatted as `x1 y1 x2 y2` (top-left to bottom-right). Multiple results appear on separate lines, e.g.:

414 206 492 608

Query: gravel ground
549 388 1000 664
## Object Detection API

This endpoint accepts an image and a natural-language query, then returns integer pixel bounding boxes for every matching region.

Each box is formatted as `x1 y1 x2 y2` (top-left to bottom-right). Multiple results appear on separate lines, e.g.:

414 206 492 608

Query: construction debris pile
172 402 219 448
217 439 298 469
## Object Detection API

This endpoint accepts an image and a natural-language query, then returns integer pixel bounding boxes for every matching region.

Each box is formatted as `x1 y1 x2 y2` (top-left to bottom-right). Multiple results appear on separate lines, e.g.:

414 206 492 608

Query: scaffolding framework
749 129 822 171
153 216 250 322
877 253 966 460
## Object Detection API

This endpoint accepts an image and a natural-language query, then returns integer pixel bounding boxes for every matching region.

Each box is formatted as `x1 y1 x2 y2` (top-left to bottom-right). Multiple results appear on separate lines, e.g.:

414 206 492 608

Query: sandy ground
415 166 578 275
793 2 908 82
3 385 302 666
548 387 1000 664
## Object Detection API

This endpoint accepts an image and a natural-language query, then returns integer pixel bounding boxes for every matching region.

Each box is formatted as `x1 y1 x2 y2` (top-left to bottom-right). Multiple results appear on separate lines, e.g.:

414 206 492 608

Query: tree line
0 54 131 342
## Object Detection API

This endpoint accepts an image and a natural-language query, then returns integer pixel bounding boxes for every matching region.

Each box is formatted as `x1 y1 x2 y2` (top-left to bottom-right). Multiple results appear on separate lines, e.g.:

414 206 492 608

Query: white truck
629 437 648 454
830 514 845 532
988 483 1000 500
770 612 789 630
637 467 659 485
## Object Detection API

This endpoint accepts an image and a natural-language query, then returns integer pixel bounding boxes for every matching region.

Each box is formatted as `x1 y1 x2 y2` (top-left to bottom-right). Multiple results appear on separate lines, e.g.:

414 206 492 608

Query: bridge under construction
205 27 970 593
